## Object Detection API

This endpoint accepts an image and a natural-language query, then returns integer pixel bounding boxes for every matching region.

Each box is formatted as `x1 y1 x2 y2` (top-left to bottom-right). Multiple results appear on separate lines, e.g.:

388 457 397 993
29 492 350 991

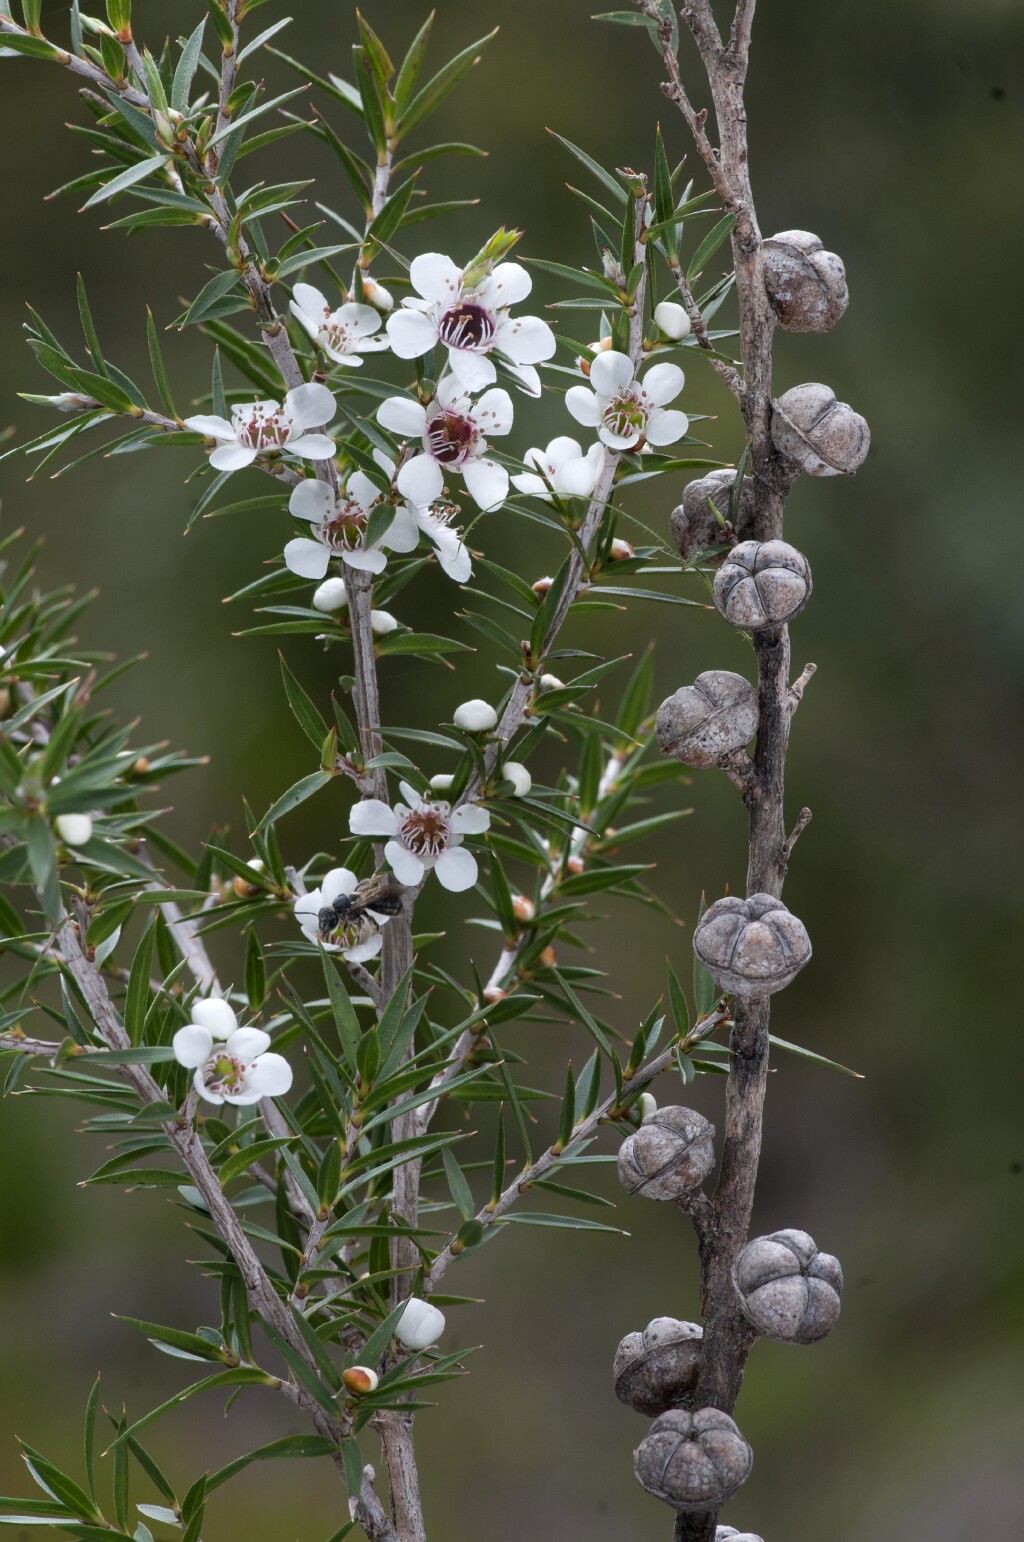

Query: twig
788 660 817 713
668 262 744 398
781 806 812 867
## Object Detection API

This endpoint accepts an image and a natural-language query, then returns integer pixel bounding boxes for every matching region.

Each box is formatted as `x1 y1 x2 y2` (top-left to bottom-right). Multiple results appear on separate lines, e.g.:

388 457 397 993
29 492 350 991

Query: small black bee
317 874 406 940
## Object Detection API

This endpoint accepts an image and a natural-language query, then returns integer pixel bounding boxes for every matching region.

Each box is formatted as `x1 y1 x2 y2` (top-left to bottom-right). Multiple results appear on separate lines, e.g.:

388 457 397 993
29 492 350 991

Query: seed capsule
617 1106 715 1201
762 229 848 333
694 894 811 999
712 540 812 630
634 1407 753 1511
669 469 755 562
656 671 759 769
771 383 869 476
732 1229 842 1343
614 1317 703 1416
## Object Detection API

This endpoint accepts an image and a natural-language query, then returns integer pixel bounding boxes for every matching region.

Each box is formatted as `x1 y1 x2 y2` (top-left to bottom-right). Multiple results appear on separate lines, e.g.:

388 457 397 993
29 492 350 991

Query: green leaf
441 1145 474 1221
245 931 266 1013
124 915 156 1045
116 1316 231 1364
686 213 737 283
253 770 334 836
145 308 177 418
82 154 169 209
397 29 497 138
393 11 434 112
551 969 614 1058
556 1062 576 1151
547 130 627 204
666 964 690 1037
278 654 329 750
769 1035 863 1079
82 1377 100 1504
205 1435 336 1496
18 1449 100 1523
172 17 206 113
180 269 245 329
692 893 717 1016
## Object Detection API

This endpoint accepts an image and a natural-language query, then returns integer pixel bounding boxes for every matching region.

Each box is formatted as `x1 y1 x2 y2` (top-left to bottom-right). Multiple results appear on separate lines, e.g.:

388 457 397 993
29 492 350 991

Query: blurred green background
1 2 1022 1539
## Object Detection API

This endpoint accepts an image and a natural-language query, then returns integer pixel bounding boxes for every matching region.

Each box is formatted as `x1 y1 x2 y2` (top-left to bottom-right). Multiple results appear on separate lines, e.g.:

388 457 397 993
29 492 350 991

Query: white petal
338 301 383 335
385 840 426 886
435 374 469 412
494 313 556 365
348 470 382 509
473 261 532 308
599 424 640 450
194 1069 225 1105
448 347 496 392
383 506 420 553
343 933 384 963
226 1027 272 1060
289 478 333 524
641 362 685 407
553 448 604 498
377 396 427 437
312 577 348 612
645 407 689 446
386 307 438 359
564 385 601 428
510 471 552 501
434 845 478 892
342 547 388 574
505 362 542 397
397 454 444 505
284 537 330 579
286 433 336 460
285 381 337 431
431 527 472 582
589 349 635 396
191 998 238 1039
349 798 400 837
292 282 329 318
474 388 514 437
653 300 691 341
462 457 508 512
184 414 234 440
322 867 358 901
173 1024 214 1069
450 803 490 835
410 251 462 303
544 435 584 468
210 442 258 471
244 1051 293 1098
395 1298 446 1349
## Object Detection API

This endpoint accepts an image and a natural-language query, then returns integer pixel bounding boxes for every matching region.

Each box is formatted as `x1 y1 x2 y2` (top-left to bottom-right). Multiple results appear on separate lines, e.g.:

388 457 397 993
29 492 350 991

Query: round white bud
654 301 692 341
312 577 348 613
638 1091 658 1120
429 773 455 793
454 699 498 732
362 277 394 311
342 1365 379 1394
395 1298 446 1350
502 762 532 797
55 813 93 847
370 610 399 635
539 673 563 692
191 997 239 1041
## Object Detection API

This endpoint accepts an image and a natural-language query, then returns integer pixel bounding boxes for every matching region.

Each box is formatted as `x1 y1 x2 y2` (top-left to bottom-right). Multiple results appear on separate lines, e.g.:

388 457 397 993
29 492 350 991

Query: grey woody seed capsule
732 1228 843 1343
713 540 812 631
771 383 869 476
634 1407 753 1511
670 469 755 563
693 894 811 998
614 1318 703 1416
762 229 849 333
656 671 759 770
617 1106 716 1200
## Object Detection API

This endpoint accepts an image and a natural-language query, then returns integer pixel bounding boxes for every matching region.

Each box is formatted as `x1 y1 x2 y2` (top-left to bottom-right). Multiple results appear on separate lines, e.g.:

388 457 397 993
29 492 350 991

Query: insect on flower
316 873 406 940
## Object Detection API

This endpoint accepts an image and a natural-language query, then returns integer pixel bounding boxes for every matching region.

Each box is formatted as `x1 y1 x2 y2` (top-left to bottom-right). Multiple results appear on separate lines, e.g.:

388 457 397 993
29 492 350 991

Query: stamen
603 390 649 441
427 411 477 466
437 301 496 352
400 802 451 858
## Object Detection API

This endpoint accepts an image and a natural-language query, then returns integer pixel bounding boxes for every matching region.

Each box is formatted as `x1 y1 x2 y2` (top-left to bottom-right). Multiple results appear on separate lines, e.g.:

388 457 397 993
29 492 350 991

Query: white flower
386 251 555 396
395 1298 446 1350
565 351 688 451
453 699 497 732
185 383 337 472
289 282 390 367
349 781 490 892
312 577 349 613
293 865 390 962
172 1002 292 1107
501 762 531 797
370 610 399 635
511 436 605 503
55 813 92 847
286 468 402 578
654 300 692 341
378 378 512 513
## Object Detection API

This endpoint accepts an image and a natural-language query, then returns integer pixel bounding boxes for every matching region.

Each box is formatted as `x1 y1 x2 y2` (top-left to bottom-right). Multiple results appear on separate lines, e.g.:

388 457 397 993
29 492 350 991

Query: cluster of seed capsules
615 232 867 1531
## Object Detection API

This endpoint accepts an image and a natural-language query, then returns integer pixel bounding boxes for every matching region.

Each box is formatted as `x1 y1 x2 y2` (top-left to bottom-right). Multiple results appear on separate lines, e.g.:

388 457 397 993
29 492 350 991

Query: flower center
427 498 461 528
400 802 451 858
203 1053 247 1095
437 301 496 352
236 405 291 451
326 914 378 951
602 391 649 441
320 498 370 552
319 314 358 353
427 411 477 466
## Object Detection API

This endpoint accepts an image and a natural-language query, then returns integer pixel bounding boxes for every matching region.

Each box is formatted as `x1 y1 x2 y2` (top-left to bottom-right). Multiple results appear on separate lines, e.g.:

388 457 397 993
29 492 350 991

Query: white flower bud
342 1365 379 1395
55 813 92 847
429 773 455 793
362 277 394 311
539 673 563 692
639 1092 658 1120
512 894 536 923
531 576 554 595
312 577 348 613
502 762 531 797
609 538 635 561
395 1298 446 1350
370 610 399 635
190 997 239 1041
654 301 692 341
454 699 498 733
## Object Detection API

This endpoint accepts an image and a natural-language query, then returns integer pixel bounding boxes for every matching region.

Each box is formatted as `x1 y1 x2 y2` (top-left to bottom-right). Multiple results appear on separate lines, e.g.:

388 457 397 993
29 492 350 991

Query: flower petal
377 395 428 437
348 470 382 509
286 433 336 460
173 1024 214 1069
289 478 333 524
383 506 420 553
226 1027 272 1060
544 435 584 468
385 840 426 886
504 362 542 397
589 349 635 396
641 362 685 407
244 1052 293 1098
386 307 438 359
410 251 462 303
474 388 514 436
322 866 358 902
553 446 605 497
343 933 384 963
564 386 601 428
397 454 444 505
338 301 383 334
349 798 401 837
194 1069 225 1105
434 845 478 892
462 457 508 512
285 381 337 431
292 282 329 318
284 537 330 579
450 803 490 835
494 313 556 365
183 414 234 440
645 407 689 446
447 346 496 392
210 442 258 471
473 261 532 309
192 998 238 1039
599 424 640 450
342 547 388 574
510 471 552 501
431 527 472 582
